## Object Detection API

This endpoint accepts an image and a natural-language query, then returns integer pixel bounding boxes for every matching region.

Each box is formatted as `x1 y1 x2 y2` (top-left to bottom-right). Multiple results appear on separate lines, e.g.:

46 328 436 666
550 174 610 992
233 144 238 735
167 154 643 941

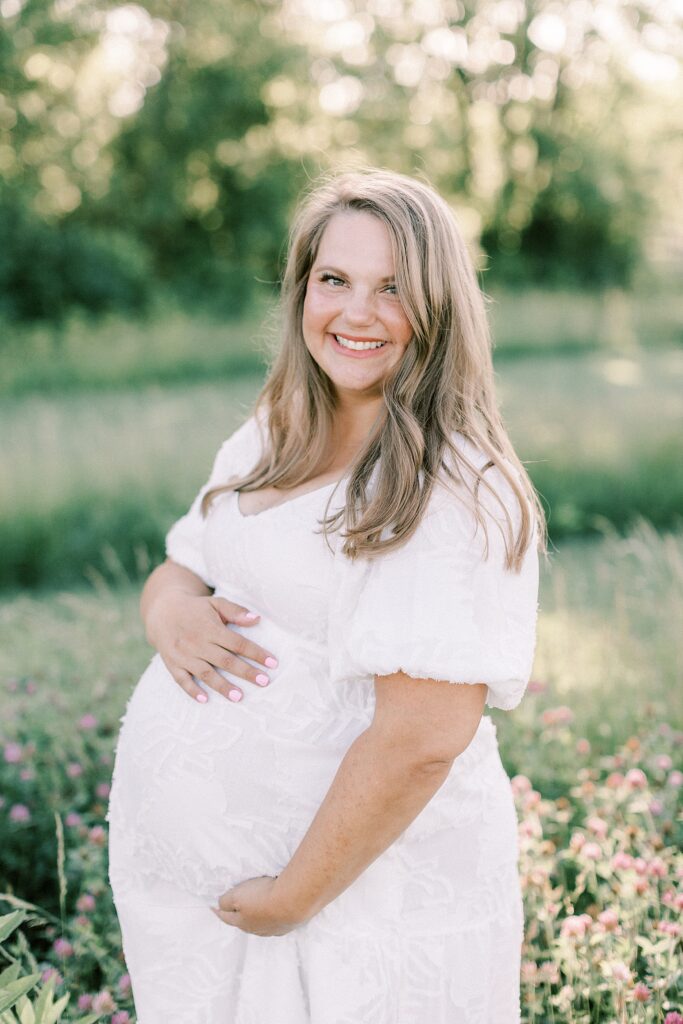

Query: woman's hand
211 876 302 937
143 562 279 704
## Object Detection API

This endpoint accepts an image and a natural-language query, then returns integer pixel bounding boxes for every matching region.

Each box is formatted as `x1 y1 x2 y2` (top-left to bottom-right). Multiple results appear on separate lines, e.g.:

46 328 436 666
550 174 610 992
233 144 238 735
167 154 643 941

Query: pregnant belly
107 653 365 902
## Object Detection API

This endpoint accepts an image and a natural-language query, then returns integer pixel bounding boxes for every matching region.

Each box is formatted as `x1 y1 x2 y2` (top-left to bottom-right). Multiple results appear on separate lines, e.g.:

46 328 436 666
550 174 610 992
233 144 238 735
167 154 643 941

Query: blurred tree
97 0 309 315
1 0 681 326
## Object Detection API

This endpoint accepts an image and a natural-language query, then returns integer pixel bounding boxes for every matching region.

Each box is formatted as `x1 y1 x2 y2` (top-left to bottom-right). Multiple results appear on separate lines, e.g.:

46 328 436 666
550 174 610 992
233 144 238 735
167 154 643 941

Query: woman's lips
328 333 389 359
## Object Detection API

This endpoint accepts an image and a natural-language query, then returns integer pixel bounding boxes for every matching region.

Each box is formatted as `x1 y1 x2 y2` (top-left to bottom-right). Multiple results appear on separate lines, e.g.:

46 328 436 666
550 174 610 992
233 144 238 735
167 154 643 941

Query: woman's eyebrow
314 265 396 283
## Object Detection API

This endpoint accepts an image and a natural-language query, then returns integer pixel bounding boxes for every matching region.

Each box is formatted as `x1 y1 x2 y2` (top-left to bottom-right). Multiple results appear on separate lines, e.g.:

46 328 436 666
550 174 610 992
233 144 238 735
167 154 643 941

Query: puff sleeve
330 451 540 712
164 415 261 588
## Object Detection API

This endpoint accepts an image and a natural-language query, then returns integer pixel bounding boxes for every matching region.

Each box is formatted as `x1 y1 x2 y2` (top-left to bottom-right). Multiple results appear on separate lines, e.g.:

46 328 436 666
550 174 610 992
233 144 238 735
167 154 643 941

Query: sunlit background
1 3 683 1018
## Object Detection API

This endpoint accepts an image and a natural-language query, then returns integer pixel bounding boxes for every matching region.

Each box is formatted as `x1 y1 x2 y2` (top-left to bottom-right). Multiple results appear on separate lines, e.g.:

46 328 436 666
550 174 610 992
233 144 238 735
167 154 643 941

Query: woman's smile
328 331 389 358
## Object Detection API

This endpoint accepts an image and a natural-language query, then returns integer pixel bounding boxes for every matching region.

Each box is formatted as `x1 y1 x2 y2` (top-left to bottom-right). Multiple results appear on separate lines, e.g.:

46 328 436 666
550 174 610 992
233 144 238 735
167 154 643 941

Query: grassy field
2 344 681 589
1 525 681 1020
2 285 681 398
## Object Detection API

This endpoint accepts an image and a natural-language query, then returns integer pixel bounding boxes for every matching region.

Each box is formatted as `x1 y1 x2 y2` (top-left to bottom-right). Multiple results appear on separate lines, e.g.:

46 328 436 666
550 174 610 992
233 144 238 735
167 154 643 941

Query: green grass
1 344 681 589
1 285 681 398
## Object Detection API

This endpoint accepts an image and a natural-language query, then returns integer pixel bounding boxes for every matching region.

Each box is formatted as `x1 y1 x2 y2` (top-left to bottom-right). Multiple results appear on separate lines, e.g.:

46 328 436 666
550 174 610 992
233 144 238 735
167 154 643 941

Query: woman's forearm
270 726 455 923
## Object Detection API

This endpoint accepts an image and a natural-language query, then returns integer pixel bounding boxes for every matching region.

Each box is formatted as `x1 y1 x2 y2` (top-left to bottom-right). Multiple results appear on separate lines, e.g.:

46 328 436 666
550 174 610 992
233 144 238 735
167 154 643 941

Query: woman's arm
216 673 487 931
141 559 280 703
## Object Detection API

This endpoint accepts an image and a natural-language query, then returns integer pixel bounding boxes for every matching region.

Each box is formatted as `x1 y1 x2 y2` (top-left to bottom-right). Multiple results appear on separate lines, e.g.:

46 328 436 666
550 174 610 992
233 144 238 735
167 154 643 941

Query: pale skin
143 210 487 936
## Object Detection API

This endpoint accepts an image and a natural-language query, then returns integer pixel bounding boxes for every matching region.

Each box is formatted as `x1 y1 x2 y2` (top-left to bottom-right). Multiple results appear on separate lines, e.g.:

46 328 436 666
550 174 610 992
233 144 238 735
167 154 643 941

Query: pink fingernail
243 611 259 621
265 657 278 668
228 690 243 702
255 674 269 686
196 693 208 704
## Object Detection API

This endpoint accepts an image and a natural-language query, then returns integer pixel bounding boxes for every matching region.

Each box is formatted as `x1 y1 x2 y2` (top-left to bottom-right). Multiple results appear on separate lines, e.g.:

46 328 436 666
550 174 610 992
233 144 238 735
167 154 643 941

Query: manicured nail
196 693 208 703
243 611 259 621
255 674 269 687
228 690 243 702
264 657 278 669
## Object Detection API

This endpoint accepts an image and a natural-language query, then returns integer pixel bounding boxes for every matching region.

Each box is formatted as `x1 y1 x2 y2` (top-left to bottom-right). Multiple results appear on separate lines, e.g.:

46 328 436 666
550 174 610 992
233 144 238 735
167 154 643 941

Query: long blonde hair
202 167 547 570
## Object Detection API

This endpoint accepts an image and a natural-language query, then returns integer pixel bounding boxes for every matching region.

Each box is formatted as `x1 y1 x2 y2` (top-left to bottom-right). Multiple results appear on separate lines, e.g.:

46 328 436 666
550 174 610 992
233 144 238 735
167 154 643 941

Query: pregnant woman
107 167 544 1023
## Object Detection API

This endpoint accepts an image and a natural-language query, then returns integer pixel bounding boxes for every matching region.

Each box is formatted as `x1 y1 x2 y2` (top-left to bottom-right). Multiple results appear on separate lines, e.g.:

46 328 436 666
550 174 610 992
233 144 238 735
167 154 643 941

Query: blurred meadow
1 0 682 1020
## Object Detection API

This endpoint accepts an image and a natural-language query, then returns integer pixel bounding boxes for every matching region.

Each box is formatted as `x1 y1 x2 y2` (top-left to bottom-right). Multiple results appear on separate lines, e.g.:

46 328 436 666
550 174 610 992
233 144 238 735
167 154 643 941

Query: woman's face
302 211 414 404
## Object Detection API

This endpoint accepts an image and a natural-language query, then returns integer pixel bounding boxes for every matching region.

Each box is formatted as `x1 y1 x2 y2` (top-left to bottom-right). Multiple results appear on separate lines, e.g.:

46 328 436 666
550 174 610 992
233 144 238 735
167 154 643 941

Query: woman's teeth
334 334 386 351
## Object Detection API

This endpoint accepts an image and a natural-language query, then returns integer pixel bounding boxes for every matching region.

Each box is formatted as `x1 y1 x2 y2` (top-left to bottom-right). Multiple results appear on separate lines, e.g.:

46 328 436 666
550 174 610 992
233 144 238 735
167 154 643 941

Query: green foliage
0 913 101 1023
0 196 151 324
1 0 680 322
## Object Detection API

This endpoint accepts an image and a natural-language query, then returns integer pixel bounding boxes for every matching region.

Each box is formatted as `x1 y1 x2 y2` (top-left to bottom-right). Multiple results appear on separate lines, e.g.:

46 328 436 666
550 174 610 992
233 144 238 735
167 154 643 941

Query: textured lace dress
106 415 539 1024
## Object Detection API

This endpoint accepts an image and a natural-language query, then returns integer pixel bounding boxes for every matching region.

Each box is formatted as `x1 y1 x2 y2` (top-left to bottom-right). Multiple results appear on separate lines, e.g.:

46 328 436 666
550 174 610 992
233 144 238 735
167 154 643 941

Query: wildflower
521 960 537 982
527 867 549 887
112 1014 131 1024
612 851 633 871
597 909 619 932
92 990 116 1014
541 705 574 727
606 771 625 788
66 762 83 778
78 713 98 730
576 738 591 754
96 781 111 799
88 825 106 846
668 770 683 788
19 767 35 781
634 857 648 875
607 961 632 983
655 754 673 771
570 832 586 852
560 914 592 938
26 680 37 695
511 774 532 796
632 983 651 1002
647 856 667 878
625 768 647 789
539 961 560 983
3 742 22 763
664 1013 683 1024
41 967 63 986
117 973 132 996
586 816 608 839
75 915 89 928
53 938 73 958
9 804 31 823
77 995 93 1011
649 798 664 816
527 679 546 693
77 893 96 912
519 817 542 838
65 812 82 827
582 842 602 860
657 921 680 937
634 877 649 895
522 790 541 811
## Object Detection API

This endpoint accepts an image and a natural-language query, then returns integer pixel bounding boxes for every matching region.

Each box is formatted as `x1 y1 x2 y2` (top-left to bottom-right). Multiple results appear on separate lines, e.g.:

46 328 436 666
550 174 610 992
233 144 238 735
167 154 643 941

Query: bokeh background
1 1 682 1021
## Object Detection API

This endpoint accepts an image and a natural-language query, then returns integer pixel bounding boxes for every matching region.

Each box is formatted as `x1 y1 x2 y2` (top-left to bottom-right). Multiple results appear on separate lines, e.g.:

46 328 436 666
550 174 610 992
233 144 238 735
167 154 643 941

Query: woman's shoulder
212 408 268 476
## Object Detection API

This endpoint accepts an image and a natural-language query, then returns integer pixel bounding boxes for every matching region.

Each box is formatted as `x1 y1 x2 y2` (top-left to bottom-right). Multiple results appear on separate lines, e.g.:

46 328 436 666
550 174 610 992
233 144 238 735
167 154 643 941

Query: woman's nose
344 288 375 325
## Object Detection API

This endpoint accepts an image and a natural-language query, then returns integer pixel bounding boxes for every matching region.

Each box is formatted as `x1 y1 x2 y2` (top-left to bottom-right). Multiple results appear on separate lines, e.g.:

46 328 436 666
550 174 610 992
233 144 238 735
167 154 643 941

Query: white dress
107 415 539 1024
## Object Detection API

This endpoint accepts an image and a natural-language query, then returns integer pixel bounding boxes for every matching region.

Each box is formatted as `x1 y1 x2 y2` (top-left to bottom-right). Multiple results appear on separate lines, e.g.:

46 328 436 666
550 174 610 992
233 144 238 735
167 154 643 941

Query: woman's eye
384 284 398 295
321 274 345 286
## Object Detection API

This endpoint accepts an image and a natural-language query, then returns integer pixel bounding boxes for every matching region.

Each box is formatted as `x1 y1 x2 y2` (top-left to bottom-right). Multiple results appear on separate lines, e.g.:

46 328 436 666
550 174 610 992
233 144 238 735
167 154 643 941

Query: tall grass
4 346 682 589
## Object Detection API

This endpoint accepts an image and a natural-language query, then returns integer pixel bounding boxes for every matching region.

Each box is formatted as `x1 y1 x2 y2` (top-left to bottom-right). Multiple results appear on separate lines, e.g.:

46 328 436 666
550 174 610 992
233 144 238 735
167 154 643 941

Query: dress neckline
235 477 347 520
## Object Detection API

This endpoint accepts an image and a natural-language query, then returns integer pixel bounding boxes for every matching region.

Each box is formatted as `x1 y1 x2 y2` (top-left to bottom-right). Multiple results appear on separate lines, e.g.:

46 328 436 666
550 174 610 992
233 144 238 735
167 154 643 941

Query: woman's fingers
186 659 244 703
210 597 261 626
209 626 278 674
160 661 215 704
204 643 272 689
